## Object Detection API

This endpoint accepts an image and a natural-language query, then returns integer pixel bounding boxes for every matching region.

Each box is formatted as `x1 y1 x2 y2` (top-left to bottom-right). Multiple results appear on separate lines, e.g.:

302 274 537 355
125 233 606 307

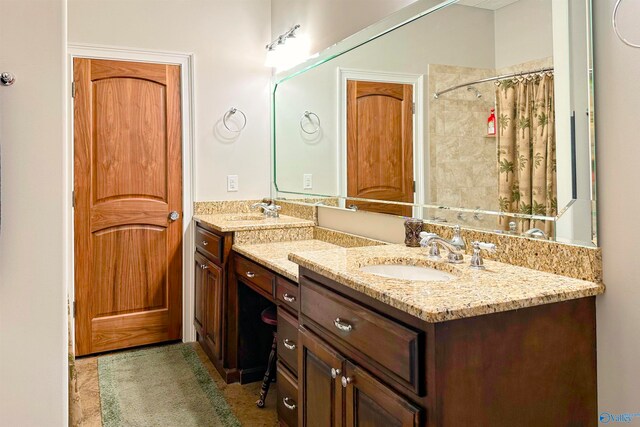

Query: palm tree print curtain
497 74 557 235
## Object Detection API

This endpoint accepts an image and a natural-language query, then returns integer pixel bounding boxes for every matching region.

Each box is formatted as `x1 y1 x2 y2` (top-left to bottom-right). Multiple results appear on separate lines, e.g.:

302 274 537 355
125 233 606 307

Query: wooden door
74 58 183 356
203 257 223 361
298 328 344 427
343 361 422 427
347 80 414 216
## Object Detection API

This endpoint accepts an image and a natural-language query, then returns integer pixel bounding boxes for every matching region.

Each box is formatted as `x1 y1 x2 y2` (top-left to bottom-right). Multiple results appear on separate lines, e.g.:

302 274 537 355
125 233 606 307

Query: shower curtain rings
223 107 247 133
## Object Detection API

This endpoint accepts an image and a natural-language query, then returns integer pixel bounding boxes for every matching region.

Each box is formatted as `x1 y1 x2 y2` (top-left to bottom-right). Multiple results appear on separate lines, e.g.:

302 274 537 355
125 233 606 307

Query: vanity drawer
277 308 298 376
300 277 422 394
277 362 298 427
276 276 299 314
234 256 275 299
195 225 223 263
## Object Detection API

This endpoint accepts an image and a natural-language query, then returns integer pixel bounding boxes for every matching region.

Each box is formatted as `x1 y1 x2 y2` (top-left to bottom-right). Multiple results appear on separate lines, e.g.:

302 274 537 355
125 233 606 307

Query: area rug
98 343 241 427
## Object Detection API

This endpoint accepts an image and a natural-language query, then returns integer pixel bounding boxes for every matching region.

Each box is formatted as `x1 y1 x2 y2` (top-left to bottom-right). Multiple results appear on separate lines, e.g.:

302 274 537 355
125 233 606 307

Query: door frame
66 44 197 349
337 68 425 218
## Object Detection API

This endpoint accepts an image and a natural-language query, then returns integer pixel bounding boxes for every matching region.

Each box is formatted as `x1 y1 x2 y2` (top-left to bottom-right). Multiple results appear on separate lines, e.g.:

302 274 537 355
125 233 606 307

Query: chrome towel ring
300 110 320 134
613 0 640 48
223 107 247 133
1 72 16 86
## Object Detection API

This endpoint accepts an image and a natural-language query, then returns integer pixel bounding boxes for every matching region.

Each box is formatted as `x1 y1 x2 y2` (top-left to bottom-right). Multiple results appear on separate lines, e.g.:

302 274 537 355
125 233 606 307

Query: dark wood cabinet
298 328 344 427
194 222 233 380
194 232 224 363
203 256 223 361
343 361 422 427
298 267 597 427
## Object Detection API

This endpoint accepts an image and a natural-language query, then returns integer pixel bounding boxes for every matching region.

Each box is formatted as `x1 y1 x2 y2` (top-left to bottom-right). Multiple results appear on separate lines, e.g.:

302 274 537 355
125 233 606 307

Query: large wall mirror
273 0 597 247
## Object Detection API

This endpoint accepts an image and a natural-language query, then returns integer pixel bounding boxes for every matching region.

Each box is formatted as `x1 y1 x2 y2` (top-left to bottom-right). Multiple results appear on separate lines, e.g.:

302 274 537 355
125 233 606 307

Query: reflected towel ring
223 107 247 133
613 0 640 48
300 110 320 134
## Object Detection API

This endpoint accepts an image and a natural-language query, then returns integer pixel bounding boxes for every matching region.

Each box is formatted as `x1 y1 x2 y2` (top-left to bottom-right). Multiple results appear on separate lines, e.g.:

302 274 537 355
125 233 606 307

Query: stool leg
256 332 278 408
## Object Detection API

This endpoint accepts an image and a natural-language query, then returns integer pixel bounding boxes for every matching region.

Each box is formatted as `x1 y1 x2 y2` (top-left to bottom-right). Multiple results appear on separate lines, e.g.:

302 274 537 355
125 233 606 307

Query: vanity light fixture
265 24 310 71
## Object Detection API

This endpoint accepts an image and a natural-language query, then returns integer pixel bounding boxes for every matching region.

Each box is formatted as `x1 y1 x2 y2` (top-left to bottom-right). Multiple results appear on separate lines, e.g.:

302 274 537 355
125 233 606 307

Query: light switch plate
303 173 313 190
227 175 239 192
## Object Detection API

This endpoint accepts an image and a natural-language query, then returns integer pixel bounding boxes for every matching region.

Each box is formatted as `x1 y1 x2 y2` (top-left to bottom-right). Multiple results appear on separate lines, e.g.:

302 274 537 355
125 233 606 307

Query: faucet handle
418 232 441 259
469 241 496 270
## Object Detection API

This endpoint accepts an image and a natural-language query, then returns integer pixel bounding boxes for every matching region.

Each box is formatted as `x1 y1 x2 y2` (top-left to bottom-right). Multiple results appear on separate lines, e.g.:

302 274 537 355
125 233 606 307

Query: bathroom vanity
290 253 602 427
193 209 603 427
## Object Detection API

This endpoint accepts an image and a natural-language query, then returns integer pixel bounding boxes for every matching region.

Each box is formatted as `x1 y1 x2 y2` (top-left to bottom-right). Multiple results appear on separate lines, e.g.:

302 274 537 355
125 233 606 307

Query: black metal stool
256 305 278 408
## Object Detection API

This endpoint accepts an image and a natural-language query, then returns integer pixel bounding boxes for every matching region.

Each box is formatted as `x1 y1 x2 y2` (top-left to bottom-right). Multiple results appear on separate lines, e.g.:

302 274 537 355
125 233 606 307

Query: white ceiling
456 0 521 10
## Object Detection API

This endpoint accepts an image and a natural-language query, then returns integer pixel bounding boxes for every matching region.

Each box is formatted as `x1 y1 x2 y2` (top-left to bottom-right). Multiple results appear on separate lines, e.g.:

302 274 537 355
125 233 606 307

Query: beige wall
0 0 68 425
493 0 553 69
593 0 640 412
271 0 418 56
68 0 272 202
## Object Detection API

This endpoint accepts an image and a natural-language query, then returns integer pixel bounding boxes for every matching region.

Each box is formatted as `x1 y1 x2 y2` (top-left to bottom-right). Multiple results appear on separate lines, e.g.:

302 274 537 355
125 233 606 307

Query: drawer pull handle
333 318 352 332
200 264 208 270
283 339 296 351
246 271 255 278
202 240 208 246
283 293 296 303
282 397 297 411
341 376 353 388
330 368 341 379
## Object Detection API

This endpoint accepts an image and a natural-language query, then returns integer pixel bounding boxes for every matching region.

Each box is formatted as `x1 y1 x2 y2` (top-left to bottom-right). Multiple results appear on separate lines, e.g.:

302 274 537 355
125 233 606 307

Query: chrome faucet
469 241 497 270
251 201 281 218
450 225 466 251
419 232 464 264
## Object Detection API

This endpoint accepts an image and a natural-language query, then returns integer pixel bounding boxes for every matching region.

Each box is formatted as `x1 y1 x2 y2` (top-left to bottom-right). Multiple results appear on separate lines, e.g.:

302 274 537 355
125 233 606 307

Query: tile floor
75 342 278 426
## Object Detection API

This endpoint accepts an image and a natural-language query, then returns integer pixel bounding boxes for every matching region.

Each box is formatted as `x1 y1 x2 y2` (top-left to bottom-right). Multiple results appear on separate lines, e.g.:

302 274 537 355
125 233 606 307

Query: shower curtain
496 74 557 235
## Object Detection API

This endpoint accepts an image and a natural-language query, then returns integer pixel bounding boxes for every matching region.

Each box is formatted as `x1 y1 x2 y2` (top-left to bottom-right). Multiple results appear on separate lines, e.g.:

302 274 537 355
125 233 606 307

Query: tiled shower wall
425 58 554 230
427 63 498 228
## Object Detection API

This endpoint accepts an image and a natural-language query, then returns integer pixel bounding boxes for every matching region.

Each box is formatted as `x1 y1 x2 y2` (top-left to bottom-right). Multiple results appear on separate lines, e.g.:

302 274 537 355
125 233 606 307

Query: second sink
360 264 456 282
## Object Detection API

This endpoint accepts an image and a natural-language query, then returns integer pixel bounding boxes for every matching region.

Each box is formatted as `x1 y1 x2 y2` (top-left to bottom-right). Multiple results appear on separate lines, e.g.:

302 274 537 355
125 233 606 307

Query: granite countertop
194 213 315 233
288 244 605 323
233 239 341 282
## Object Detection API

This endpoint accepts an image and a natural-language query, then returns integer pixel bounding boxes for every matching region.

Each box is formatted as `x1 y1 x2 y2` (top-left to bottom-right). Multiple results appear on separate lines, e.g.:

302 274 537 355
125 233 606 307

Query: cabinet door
299 328 344 427
343 361 422 427
203 257 223 361
194 252 207 337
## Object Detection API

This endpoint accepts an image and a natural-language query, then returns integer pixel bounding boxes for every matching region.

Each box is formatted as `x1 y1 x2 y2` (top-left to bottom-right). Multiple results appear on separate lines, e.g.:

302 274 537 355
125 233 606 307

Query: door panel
74 58 183 356
298 328 344 427
343 361 422 427
204 258 223 361
194 252 207 337
347 80 414 216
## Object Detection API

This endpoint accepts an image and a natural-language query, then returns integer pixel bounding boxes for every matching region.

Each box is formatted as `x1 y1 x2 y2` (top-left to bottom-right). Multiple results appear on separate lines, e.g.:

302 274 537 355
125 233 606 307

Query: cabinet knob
283 339 296 351
341 376 353 388
330 368 341 379
333 318 352 332
246 271 255 278
200 264 208 270
283 293 296 303
282 397 297 411
202 240 208 246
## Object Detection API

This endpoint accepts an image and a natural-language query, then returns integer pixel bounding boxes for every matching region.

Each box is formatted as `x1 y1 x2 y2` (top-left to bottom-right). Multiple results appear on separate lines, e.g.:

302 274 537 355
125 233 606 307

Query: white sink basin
360 264 456 282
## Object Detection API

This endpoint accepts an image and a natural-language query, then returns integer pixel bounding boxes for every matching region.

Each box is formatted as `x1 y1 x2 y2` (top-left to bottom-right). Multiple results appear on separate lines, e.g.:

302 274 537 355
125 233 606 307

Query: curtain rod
433 66 554 99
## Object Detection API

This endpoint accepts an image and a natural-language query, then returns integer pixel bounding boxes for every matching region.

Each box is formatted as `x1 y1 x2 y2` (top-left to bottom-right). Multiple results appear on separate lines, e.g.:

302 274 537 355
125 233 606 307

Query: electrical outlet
303 174 313 190
227 175 239 192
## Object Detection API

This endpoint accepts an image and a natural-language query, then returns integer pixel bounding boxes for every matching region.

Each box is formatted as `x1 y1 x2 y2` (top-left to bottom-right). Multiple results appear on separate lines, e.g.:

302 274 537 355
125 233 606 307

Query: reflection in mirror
273 0 596 247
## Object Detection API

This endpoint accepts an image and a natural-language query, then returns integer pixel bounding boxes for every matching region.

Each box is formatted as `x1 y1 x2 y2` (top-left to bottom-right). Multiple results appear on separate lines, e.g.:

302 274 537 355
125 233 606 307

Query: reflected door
347 80 414 216
74 58 183 356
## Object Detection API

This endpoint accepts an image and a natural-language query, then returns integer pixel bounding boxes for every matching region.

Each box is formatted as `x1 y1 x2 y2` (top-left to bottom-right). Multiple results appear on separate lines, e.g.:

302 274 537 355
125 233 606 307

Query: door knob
1 72 15 86
330 368 341 379
341 376 353 388
169 211 180 221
